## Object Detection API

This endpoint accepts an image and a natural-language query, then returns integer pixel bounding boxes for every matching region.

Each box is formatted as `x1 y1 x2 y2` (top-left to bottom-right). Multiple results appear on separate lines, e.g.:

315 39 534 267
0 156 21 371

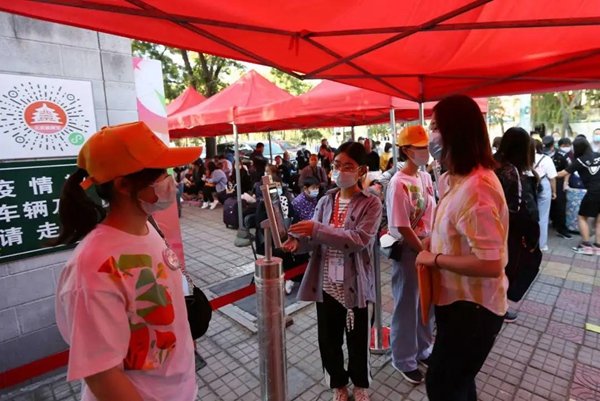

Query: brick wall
0 12 137 375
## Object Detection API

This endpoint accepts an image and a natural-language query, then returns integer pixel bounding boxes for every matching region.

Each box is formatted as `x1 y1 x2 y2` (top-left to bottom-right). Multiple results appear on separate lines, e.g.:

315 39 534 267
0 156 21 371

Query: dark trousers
316 292 371 389
426 301 504 401
202 187 225 203
551 178 568 233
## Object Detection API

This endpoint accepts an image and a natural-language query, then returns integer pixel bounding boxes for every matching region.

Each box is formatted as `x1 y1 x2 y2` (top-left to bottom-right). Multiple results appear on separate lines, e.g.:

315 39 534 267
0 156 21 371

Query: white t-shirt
55 224 196 401
386 170 436 238
534 154 558 180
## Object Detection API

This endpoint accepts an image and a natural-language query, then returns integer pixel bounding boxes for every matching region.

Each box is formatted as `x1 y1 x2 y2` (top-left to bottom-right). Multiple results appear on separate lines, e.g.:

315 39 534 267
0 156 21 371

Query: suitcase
565 188 587 232
223 197 242 228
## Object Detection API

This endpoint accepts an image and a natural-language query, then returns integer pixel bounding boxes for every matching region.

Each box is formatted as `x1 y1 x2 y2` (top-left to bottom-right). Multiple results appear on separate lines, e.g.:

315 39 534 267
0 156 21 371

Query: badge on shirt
328 256 344 283
163 247 181 271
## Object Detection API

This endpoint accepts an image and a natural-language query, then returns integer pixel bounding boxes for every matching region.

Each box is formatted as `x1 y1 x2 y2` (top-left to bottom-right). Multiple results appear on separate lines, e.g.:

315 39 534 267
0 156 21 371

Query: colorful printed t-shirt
386 170 435 237
55 224 196 401
431 167 509 316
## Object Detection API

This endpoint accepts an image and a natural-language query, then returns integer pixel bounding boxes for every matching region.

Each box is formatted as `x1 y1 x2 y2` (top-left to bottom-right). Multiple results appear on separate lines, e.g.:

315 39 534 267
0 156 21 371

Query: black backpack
504 167 543 302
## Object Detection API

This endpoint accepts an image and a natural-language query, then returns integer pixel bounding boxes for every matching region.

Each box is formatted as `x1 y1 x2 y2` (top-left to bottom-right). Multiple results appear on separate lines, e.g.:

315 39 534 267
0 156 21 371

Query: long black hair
433 95 496 175
573 136 593 159
49 168 165 245
497 127 533 173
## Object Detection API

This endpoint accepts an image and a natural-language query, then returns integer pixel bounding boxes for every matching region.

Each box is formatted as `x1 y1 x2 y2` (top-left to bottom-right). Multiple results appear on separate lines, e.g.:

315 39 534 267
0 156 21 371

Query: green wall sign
0 159 93 262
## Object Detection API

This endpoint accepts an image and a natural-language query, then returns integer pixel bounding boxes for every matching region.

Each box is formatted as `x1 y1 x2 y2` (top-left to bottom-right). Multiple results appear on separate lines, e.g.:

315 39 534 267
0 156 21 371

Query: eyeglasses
332 162 359 172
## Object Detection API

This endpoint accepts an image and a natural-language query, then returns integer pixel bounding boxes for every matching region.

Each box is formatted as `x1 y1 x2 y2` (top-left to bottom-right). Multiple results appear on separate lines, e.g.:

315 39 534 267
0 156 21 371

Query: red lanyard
331 192 349 227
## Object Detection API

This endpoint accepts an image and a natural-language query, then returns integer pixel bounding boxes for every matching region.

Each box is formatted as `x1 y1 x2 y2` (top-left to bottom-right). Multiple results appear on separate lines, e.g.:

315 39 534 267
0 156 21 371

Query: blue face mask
308 189 319 198
428 130 443 161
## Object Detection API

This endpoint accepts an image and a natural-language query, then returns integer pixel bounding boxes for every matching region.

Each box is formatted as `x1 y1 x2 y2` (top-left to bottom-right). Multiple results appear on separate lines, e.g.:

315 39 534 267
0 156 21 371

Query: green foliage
132 41 185 101
367 124 388 137
487 97 506 133
269 68 312 95
132 40 245 100
301 129 324 142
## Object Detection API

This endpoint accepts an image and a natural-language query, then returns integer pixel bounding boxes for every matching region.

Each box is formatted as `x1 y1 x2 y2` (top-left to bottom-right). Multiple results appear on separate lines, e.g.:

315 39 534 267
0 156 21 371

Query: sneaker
353 387 370 401
418 356 432 369
540 246 549 252
400 369 424 384
285 280 294 295
573 243 594 256
557 231 573 239
332 387 348 401
504 310 518 323
209 200 219 210
201 202 209 209
593 244 600 256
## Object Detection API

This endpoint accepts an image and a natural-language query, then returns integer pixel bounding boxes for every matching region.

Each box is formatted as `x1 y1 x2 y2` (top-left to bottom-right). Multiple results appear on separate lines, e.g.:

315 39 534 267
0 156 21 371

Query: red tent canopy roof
166 86 206 116
236 80 487 131
2 1 599 101
169 70 293 137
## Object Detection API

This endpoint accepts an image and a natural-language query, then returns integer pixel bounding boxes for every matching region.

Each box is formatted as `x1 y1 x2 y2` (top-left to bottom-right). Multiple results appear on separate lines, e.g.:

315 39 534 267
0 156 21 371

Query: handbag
148 216 212 340
505 166 543 302
380 172 429 261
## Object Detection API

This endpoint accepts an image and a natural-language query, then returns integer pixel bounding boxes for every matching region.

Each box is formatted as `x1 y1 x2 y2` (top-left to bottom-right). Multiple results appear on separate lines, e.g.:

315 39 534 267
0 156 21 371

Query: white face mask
139 176 176 215
406 148 430 166
560 146 572 154
332 169 359 189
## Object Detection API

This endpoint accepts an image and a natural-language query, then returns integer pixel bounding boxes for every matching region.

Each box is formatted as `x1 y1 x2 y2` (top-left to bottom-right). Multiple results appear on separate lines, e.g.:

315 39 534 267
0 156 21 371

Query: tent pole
351 125 355 141
389 108 398 173
232 123 246 244
419 102 425 126
268 131 273 164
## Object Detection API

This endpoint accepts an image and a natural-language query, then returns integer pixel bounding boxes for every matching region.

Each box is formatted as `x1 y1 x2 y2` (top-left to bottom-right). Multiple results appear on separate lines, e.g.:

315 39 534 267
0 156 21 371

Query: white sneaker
209 200 219 210
201 202 209 209
285 280 294 295
540 246 549 252
353 387 370 401
332 387 348 401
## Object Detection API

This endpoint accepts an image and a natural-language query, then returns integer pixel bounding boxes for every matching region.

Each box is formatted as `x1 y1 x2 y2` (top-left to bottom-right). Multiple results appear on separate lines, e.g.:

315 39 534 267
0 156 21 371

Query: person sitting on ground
557 136 600 255
364 138 380 171
182 159 205 201
218 154 232 178
202 161 228 210
299 154 328 189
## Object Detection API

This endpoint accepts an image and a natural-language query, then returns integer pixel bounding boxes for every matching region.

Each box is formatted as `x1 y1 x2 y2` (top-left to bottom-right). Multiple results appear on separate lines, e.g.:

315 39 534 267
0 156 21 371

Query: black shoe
399 369 424 385
504 310 518 323
557 231 573 239
418 356 431 369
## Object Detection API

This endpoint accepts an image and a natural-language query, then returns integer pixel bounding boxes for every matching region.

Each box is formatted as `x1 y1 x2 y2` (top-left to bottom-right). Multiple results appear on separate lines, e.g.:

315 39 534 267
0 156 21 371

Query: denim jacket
296 188 383 309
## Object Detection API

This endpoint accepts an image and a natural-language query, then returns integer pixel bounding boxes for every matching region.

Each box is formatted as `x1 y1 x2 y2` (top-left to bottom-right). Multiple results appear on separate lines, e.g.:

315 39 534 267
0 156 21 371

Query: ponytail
48 168 106 246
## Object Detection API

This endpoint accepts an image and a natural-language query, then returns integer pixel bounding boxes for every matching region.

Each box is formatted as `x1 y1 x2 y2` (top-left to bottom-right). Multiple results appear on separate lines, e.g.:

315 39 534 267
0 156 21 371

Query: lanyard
331 192 349 227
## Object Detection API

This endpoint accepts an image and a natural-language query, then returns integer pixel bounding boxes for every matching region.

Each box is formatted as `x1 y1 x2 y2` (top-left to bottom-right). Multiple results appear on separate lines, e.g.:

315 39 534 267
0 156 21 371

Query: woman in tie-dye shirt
415 96 509 401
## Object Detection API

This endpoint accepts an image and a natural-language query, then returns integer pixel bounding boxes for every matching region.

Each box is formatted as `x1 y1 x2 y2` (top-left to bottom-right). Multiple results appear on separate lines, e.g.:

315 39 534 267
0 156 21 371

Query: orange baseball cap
78 121 201 189
397 125 429 147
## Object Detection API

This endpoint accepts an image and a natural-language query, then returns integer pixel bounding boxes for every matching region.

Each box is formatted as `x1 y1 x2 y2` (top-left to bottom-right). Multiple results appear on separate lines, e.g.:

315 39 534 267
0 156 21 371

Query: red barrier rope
0 262 308 390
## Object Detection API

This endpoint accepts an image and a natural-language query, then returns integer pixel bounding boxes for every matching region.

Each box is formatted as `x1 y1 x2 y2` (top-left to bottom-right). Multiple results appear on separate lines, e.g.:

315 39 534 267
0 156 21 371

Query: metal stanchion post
255 220 287 401
370 239 390 354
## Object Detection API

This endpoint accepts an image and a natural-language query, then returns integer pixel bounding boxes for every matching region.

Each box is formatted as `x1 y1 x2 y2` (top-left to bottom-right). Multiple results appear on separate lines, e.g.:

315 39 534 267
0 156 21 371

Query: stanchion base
369 326 391 355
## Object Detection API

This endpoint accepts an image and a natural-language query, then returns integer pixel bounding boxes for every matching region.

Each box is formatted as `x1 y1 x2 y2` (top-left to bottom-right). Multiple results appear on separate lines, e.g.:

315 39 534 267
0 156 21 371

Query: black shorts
578 191 600 218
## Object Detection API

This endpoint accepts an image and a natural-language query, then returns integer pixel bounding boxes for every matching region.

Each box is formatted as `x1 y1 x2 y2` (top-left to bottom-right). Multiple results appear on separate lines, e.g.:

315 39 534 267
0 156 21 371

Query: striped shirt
431 167 509 316
323 197 350 306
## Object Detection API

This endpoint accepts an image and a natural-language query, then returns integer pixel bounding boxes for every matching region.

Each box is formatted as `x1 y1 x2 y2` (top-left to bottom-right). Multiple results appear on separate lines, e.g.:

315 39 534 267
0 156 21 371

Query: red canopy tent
2 1 599 102
168 70 293 138
166 86 206 116
236 80 488 130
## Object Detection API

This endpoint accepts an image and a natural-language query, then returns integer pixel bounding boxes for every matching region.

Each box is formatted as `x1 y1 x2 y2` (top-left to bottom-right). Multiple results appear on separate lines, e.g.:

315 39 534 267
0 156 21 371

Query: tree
269 68 312 95
487 97 506 134
532 91 583 136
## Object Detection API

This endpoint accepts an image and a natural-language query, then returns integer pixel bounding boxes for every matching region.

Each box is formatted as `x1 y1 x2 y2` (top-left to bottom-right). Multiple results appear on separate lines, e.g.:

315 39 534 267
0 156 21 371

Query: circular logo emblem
24 101 68 134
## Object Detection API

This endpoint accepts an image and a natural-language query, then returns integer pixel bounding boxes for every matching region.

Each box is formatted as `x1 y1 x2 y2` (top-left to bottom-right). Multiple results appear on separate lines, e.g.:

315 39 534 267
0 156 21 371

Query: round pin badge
163 247 181 271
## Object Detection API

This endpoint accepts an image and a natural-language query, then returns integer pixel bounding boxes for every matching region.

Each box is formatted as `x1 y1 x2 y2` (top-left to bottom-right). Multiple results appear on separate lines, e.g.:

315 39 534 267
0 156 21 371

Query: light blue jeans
391 243 434 371
538 178 552 249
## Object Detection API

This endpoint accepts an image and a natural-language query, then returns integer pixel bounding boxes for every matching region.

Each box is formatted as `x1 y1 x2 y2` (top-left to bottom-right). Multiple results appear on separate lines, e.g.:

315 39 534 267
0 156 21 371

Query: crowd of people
49 98 600 401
